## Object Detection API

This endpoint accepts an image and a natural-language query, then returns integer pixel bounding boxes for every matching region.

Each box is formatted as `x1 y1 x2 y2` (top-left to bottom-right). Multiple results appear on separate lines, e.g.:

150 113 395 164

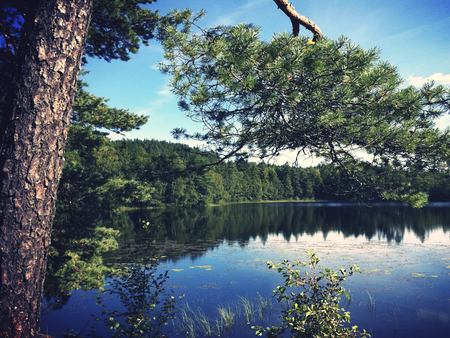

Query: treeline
107 138 323 205
60 137 450 210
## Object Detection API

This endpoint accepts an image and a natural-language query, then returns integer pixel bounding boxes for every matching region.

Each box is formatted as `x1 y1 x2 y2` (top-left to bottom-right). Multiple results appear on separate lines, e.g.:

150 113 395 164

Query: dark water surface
41 202 450 337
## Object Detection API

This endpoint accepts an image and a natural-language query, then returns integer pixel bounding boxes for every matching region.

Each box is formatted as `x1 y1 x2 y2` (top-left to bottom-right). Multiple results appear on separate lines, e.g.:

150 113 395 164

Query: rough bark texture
273 0 323 40
0 1 93 337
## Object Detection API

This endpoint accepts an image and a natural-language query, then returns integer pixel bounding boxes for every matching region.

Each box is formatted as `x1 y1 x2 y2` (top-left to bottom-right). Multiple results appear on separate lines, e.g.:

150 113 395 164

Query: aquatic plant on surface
253 250 370 337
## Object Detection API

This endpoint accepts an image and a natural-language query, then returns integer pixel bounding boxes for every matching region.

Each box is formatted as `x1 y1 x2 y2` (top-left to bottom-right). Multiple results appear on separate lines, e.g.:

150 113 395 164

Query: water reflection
103 202 450 265
43 202 450 338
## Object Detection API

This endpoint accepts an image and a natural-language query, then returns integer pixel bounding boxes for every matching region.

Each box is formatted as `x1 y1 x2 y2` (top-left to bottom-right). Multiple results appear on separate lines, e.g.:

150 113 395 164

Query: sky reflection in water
41 202 450 338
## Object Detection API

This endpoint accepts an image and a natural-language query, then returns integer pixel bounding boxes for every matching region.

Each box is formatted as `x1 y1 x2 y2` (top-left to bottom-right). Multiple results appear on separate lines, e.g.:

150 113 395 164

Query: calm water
41 202 450 337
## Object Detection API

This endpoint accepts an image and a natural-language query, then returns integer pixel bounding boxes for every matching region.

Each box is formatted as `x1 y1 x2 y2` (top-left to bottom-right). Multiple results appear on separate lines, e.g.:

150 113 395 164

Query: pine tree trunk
0 1 92 337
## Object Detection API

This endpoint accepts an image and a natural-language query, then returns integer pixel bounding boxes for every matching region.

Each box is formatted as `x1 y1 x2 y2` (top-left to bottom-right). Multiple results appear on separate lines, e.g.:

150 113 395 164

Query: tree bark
0 1 93 337
273 0 323 40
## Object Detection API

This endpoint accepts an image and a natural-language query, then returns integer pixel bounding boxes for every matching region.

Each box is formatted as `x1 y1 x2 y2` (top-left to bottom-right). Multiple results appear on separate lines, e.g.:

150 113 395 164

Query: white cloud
135 107 152 116
157 88 172 97
216 0 265 26
128 83 175 126
150 60 169 71
108 131 129 140
408 72 450 87
435 115 450 131
407 72 450 131
146 86 174 111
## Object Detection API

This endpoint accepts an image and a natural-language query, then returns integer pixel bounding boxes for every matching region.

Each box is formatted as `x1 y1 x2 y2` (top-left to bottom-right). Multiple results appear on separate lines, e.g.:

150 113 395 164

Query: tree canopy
0 0 166 121
0 0 161 60
158 11 450 204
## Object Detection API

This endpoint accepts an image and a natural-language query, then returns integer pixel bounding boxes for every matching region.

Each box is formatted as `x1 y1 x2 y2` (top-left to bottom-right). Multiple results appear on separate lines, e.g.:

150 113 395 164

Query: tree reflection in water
42 202 450 337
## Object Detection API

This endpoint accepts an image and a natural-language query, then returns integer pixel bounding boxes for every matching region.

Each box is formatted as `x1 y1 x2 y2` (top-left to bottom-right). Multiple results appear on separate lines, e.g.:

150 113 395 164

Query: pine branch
273 0 323 40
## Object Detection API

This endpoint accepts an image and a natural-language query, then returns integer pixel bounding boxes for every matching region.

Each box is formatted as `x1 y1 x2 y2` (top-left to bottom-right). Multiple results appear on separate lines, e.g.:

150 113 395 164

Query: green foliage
253 250 370 338
95 260 184 338
158 13 450 203
94 178 155 209
46 76 153 306
382 190 429 209
86 0 161 62
48 227 120 293
43 226 121 312
60 137 450 208
58 75 153 214
0 1 164 118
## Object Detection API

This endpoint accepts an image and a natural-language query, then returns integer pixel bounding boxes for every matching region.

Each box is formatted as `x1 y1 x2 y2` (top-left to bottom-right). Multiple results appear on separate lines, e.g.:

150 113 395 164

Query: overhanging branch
273 0 323 40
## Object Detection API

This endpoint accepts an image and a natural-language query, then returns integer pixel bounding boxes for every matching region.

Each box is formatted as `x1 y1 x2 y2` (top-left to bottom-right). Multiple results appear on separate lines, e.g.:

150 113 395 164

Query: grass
359 290 376 317
239 296 254 323
367 291 376 310
217 303 236 329
256 293 271 322
173 294 281 337
388 307 399 333
341 287 353 308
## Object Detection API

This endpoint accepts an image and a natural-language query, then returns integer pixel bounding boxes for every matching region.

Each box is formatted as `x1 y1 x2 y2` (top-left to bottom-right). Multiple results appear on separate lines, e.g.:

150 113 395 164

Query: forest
58 131 450 213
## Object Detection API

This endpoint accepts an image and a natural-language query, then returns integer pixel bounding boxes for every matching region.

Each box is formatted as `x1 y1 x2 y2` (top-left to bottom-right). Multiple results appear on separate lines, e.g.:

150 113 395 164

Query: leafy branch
253 250 370 337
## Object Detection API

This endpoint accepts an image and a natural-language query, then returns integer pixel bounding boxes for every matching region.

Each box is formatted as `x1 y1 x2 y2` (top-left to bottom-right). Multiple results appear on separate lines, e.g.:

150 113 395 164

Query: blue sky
84 0 450 157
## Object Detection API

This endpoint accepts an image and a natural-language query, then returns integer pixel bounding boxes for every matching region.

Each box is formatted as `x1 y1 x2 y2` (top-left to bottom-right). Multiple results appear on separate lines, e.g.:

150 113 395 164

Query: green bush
253 250 370 338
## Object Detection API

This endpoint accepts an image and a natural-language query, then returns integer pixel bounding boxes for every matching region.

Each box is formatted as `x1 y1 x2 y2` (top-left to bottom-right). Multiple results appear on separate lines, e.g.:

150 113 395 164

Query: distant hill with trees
57 137 450 213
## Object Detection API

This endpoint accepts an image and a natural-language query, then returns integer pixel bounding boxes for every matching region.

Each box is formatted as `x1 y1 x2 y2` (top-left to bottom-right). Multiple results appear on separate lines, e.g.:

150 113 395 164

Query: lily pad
411 273 425 277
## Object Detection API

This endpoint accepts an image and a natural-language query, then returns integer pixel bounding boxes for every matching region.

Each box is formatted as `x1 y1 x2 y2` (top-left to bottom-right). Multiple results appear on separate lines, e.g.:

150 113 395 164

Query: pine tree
158 9 450 206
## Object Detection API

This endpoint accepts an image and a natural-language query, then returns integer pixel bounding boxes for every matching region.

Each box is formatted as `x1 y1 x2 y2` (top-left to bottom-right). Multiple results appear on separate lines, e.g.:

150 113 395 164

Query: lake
41 202 450 337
